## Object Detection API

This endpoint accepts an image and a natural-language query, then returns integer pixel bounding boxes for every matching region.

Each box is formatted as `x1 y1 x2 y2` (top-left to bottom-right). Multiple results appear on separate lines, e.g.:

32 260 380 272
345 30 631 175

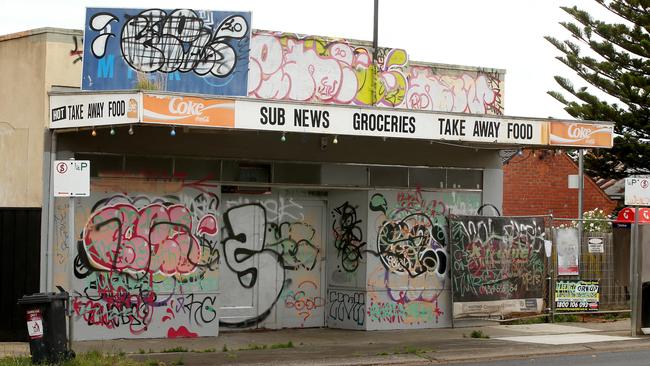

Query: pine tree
546 0 650 179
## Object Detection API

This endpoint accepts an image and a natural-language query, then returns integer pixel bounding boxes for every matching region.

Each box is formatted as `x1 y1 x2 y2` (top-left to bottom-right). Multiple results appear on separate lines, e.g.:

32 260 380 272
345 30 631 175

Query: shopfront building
37 7 615 340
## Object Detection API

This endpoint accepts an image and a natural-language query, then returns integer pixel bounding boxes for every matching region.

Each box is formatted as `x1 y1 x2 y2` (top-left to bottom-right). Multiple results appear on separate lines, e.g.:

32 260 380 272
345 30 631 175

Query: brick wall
503 149 616 218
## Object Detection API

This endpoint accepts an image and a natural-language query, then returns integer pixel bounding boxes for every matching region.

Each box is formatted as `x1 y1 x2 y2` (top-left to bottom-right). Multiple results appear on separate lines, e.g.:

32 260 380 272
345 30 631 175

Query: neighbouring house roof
598 175 650 201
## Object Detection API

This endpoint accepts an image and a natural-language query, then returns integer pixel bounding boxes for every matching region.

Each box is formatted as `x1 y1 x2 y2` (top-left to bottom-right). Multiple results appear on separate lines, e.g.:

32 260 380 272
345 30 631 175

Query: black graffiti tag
331 202 367 273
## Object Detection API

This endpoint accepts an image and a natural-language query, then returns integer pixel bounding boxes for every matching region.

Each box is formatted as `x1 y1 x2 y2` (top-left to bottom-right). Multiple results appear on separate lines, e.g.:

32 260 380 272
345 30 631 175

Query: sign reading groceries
235 100 549 145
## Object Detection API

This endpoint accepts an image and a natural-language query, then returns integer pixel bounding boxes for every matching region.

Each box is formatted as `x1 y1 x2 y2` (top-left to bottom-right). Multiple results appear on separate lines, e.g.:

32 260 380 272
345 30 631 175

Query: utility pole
578 149 584 241
372 0 378 106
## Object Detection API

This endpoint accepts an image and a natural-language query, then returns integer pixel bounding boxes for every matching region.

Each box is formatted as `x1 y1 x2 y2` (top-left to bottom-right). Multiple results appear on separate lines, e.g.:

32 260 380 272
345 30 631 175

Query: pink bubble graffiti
83 203 217 276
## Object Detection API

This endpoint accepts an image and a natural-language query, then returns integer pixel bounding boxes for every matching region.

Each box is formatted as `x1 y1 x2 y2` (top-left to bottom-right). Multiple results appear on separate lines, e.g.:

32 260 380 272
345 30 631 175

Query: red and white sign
616 207 650 223
26 309 44 339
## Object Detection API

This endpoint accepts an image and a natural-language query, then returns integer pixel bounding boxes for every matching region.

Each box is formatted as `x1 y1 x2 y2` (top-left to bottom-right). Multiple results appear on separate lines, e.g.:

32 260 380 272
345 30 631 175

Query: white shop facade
43 90 613 340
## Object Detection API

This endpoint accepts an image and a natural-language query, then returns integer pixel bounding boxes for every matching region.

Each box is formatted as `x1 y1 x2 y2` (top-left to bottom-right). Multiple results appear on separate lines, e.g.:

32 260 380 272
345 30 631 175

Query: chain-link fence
549 217 629 315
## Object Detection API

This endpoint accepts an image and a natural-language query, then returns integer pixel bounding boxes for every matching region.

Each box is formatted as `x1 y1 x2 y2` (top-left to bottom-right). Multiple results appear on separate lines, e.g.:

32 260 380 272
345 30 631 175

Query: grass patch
195 348 216 353
269 341 294 349
603 312 630 321
553 314 580 323
239 343 267 351
470 330 490 339
161 346 188 353
503 316 546 325
0 351 150 366
0 356 31 366
222 344 228 352
238 341 294 351
387 346 429 356
171 358 185 366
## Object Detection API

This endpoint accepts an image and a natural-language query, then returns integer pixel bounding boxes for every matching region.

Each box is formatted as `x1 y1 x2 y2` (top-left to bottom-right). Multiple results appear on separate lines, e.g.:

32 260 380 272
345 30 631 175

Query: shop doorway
219 192 327 329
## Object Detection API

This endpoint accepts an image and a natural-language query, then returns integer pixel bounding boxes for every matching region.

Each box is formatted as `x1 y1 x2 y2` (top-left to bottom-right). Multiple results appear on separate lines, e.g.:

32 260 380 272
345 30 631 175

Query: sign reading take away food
50 93 139 128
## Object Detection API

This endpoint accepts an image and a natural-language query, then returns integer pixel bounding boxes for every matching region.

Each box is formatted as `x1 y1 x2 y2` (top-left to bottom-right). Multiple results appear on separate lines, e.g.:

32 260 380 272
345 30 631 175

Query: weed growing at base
470 330 490 339
0 351 146 366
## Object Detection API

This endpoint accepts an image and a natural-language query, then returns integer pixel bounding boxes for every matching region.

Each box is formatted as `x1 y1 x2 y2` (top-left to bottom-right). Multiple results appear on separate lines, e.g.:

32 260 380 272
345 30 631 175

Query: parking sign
53 160 90 197
625 178 650 206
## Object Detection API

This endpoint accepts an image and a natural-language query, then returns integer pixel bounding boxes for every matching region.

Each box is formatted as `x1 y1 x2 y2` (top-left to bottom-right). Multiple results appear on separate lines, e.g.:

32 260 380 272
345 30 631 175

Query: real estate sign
555 280 600 312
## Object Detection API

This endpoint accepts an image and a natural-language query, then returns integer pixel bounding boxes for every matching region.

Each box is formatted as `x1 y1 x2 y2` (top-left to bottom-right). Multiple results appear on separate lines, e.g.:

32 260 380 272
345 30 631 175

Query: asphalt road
445 349 650 366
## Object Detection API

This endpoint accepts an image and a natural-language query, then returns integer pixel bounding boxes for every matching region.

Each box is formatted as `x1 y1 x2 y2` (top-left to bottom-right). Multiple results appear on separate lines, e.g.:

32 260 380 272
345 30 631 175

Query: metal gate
0 208 41 341
549 217 629 314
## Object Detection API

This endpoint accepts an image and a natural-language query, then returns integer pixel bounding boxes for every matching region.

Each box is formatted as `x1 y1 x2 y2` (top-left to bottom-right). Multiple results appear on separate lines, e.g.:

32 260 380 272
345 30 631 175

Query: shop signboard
235 100 549 145
49 93 139 129
549 121 613 148
142 94 235 127
81 8 251 96
48 92 617 150
555 280 600 312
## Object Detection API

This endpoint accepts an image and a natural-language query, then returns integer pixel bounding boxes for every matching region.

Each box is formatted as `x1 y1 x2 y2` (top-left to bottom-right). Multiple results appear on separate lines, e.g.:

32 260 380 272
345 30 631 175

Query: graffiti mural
219 195 325 329
450 216 545 318
71 185 222 340
81 203 218 276
248 32 408 107
331 201 367 273
70 35 83 64
82 8 251 95
282 280 325 327
327 290 365 328
325 189 480 330
247 31 503 114
365 190 452 329
405 67 503 115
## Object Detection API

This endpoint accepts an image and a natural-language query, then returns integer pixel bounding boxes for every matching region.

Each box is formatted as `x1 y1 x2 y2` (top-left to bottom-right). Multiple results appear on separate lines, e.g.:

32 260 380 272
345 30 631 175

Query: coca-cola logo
567 124 593 139
169 97 204 116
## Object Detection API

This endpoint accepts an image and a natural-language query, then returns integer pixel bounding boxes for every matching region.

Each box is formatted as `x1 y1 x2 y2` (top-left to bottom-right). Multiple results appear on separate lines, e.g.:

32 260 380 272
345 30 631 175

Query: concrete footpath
3 319 650 365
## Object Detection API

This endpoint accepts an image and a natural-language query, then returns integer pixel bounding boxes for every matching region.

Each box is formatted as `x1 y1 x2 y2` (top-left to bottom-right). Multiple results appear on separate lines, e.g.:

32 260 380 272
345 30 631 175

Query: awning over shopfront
48 91 615 149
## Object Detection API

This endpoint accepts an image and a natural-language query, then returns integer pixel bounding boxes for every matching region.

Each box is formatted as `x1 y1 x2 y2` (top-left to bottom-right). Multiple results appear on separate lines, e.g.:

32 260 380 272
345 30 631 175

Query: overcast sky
1 0 607 120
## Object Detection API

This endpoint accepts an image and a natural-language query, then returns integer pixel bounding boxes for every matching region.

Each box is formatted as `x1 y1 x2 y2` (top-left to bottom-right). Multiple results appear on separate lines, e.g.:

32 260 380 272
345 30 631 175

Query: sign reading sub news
53 160 90 197
555 280 599 312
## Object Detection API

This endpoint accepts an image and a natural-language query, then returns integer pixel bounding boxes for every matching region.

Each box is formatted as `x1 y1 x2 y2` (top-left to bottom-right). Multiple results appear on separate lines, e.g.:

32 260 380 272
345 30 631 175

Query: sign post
52 159 90 345
625 177 650 336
